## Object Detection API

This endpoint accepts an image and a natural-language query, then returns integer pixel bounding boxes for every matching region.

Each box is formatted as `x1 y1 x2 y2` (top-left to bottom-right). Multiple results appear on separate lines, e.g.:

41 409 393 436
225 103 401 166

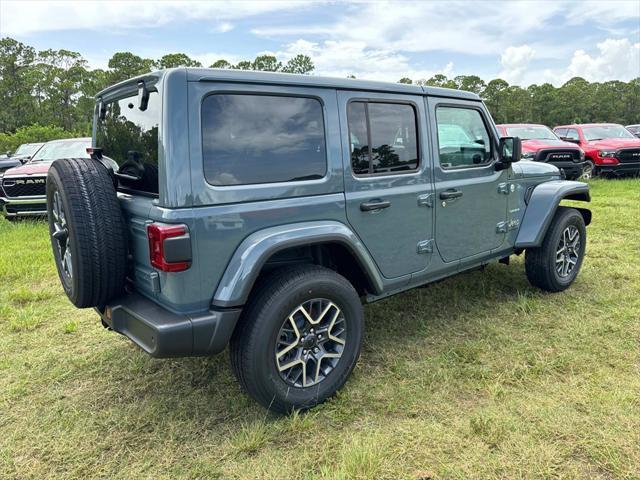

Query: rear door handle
360 199 391 211
439 189 463 200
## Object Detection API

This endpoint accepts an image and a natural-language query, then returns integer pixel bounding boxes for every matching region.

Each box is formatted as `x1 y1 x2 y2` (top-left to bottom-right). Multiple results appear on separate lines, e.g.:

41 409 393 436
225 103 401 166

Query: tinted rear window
201 94 326 186
96 92 160 195
347 101 419 176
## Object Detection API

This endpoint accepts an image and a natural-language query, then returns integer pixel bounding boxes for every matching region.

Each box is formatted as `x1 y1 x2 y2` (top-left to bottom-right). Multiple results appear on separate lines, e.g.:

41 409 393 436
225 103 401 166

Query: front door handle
360 199 391 211
439 189 463 200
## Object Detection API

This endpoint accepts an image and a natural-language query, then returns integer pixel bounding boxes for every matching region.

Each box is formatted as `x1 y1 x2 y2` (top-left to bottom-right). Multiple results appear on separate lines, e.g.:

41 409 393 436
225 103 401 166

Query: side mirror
6 150 12 157
498 136 521 167
561 136 580 144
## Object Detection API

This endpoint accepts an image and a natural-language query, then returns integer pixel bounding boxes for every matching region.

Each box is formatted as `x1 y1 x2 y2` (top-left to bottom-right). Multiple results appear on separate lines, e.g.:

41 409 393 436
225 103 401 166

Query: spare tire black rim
51 190 72 281
275 298 347 388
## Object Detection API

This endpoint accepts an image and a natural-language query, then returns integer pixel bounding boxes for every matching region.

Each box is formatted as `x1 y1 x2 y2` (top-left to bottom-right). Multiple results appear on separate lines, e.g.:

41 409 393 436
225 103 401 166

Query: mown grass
1 178 639 479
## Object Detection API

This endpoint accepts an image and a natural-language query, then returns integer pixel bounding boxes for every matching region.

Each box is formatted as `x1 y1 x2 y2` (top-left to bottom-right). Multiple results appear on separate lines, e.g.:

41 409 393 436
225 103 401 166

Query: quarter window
202 94 327 186
347 101 419 175
554 128 567 138
565 128 580 141
436 107 492 169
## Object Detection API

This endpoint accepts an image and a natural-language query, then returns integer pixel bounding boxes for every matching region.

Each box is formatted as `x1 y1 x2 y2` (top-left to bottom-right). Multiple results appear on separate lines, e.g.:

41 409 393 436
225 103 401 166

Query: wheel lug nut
313 347 319 353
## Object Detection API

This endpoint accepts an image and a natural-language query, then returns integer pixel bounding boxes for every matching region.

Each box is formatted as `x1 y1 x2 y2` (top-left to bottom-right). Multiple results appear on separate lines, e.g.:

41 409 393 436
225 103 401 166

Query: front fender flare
515 180 591 249
212 221 384 308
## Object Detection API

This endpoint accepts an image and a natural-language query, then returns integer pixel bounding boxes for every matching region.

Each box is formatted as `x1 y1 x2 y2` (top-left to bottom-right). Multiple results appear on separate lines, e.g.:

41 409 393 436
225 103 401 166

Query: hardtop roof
97 68 481 101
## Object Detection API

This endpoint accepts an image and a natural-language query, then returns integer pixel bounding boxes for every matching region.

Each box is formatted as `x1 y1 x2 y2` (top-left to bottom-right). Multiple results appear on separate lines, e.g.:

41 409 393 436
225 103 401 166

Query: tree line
0 36 638 152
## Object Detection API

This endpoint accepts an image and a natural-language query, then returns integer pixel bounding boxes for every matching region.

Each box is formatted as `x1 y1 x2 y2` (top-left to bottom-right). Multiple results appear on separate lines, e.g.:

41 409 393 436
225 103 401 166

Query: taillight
147 223 191 272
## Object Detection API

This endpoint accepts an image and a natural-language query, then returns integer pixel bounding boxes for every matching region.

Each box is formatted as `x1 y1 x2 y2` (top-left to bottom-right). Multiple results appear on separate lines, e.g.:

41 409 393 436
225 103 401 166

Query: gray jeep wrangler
47 68 591 413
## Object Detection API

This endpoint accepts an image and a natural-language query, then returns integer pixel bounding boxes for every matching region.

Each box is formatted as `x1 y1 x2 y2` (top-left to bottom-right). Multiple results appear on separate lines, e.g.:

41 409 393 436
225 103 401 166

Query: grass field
1 178 639 479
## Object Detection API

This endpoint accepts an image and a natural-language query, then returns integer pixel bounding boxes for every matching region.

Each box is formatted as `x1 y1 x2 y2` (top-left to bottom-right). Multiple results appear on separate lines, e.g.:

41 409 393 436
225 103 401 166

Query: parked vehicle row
497 123 640 180
45 68 592 413
0 142 44 177
554 124 640 177
0 138 90 219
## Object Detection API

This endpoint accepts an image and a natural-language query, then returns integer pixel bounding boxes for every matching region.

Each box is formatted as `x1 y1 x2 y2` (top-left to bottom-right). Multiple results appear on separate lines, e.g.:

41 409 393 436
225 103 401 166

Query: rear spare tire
47 158 127 308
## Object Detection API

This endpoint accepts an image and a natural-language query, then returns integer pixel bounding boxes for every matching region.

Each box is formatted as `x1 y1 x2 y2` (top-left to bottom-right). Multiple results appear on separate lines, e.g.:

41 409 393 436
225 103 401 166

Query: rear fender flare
212 221 383 308
515 180 591 249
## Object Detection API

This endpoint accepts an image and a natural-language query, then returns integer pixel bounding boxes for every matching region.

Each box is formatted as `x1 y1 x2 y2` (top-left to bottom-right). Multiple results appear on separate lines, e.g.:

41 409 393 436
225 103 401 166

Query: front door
339 91 434 279
427 98 509 263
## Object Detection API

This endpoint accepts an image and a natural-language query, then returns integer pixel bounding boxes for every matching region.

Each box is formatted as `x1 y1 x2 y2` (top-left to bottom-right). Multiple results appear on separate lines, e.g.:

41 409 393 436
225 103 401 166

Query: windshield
505 126 557 140
583 125 635 141
96 91 159 195
31 139 90 162
14 143 43 157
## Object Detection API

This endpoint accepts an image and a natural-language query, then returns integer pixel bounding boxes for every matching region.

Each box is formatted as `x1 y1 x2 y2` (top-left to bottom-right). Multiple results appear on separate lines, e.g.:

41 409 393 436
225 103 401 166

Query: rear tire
230 265 364 414
47 158 127 308
525 207 586 292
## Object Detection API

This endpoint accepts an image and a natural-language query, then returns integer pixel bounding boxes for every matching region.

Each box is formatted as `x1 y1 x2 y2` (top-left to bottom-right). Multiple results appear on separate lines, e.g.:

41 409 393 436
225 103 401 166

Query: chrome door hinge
417 239 434 254
417 193 434 208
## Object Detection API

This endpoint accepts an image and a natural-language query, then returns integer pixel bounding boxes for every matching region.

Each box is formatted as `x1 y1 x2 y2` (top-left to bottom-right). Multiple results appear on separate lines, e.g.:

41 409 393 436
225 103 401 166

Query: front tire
230 265 364 414
525 207 586 292
579 160 595 180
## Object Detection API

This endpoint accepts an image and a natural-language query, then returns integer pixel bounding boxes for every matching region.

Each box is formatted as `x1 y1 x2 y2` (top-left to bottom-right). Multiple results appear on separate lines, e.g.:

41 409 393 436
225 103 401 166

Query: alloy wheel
556 225 580 278
275 298 347 388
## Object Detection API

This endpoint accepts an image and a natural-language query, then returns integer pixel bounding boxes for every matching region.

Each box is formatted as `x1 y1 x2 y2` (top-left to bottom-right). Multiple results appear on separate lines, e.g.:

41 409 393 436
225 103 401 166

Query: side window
554 128 567 138
201 94 326 186
347 101 419 176
566 128 580 141
436 106 492 169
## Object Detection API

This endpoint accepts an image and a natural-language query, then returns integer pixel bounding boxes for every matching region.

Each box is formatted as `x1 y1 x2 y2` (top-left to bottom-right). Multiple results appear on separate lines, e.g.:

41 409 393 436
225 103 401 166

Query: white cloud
0 0 307 35
214 22 235 34
2 0 638 86
275 39 454 82
544 38 640 85
499 45 535 85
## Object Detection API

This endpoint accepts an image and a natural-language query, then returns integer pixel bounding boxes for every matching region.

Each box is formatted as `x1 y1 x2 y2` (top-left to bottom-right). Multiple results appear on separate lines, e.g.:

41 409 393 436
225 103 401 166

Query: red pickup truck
496 124 586 180
553 123 640 177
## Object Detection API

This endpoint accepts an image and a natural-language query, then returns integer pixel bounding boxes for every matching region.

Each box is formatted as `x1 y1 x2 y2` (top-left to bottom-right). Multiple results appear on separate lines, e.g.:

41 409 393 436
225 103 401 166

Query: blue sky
1 0 639 86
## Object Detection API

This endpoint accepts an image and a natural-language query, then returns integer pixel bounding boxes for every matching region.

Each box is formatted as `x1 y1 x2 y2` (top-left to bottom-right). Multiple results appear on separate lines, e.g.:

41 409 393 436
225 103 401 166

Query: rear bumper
0 195 47 217
597 162 640 176
97 292 242 358
550 161 584 180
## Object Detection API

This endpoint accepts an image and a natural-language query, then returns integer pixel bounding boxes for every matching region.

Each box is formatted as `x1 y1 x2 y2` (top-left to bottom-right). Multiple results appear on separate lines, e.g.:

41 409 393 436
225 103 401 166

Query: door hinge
417 193 434 208
417 239 434 254
498 182 515 195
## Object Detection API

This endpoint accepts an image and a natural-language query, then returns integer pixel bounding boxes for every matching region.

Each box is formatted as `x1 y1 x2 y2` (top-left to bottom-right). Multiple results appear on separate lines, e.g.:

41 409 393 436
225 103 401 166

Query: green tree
251 55 282 72
107 52 155 84
233 60 252 70
157 53 202 69
0 37 37 132
482 79 510 123
33 49 90 131
210 59 232 69
453 75 486 95
282 54 314 74
398 77 413 84
423 74 457 89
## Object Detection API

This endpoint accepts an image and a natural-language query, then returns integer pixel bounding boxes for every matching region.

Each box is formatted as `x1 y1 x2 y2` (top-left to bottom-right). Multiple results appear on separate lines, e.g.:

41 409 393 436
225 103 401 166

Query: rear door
427 97 509 263
338 91 434 279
